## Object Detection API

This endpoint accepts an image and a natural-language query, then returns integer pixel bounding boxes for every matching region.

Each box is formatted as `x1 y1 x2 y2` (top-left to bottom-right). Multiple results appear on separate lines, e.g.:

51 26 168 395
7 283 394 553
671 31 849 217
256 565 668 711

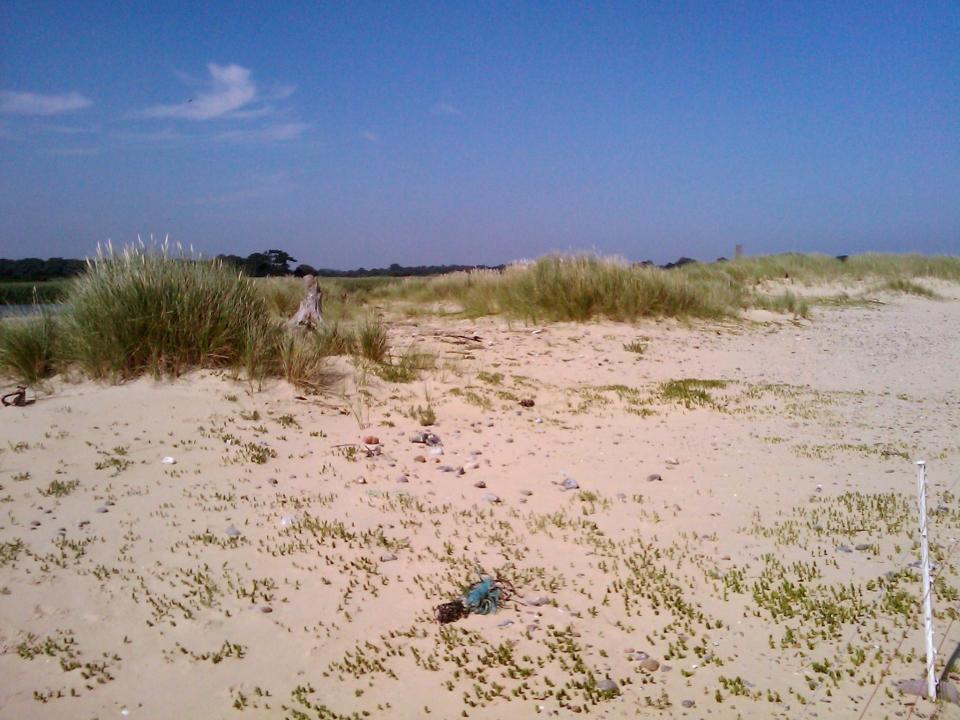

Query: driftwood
288 275 324 329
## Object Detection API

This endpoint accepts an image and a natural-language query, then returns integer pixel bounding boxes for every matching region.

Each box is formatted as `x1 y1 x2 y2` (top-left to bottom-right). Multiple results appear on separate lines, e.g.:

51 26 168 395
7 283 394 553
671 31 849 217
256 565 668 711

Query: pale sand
1 286 959 719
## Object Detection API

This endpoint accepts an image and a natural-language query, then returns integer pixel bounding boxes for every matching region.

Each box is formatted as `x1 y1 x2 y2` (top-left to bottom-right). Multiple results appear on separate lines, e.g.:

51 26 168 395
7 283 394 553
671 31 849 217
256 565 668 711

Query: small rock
258 605 273 614
429 446 444 456
597 678 619 695
30 520 41 528
665 457 679 466
363 435 380 445
268 478 279 486
474 480 487 489
414 455 426 463
838 544 852 553
519 399 535 407
395 475 409 484
354 476 368 485
639 658 660 672
681 699 695 708
497 619 513 629
519 489 533 496
161 456 177 465
457 467 465 476
95 506 108 514
437 464 455 473
855 543 872 551
633 651 649 660
482 492 501 504
646 473 662 482
561 478 579 490
225 525 241 537
526 595 550 607
279 515 295 528
380 552 398 562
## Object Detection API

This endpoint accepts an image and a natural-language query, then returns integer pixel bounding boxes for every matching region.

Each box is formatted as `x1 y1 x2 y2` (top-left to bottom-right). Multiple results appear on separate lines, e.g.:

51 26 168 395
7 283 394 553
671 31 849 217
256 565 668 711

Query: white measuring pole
916 459 936 701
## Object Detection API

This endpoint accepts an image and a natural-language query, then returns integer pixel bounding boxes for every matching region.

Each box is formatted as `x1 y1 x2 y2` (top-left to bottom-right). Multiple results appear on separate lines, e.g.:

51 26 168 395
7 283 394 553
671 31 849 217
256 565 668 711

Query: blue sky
0 2 957 267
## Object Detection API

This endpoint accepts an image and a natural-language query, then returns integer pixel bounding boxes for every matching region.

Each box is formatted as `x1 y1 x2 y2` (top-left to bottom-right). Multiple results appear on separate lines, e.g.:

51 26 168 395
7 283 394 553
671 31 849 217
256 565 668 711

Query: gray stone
95 506 108 514
395 475 409 483
497 619 513 628
526 595 550 606
855 543 872 551
380 552 398 562
482 492 501 504
561 477 579 490
681 699 695 708
225 525 241 537
473 480 487 488
597 677 619 695
647 473 662 482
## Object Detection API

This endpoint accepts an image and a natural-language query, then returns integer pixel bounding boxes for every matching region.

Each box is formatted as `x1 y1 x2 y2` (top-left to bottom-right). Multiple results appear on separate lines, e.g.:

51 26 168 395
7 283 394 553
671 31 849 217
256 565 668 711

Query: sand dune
2 288 960 719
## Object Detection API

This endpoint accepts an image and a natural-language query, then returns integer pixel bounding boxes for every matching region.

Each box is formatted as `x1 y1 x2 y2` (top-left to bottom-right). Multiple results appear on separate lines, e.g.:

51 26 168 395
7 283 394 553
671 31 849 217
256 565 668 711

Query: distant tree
294 263 317 277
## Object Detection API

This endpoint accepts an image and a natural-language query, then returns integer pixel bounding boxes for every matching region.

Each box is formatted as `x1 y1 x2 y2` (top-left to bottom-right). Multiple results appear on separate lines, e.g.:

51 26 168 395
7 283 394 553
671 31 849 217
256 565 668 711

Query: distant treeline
0 257 87 281
0 250 504 282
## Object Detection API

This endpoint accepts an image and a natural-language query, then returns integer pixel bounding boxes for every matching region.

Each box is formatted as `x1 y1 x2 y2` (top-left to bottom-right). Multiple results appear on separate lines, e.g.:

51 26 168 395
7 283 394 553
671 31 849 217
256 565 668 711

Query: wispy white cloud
137 63 259 120
216 122 310 143
42 146 100 157
45 124 100 135
0 90 92 116
184 172 295 205
431 101 462 117
360 130 378 142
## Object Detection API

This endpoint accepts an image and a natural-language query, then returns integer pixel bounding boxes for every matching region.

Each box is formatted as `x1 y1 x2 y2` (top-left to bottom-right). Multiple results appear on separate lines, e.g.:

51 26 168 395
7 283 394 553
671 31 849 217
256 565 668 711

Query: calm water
0 304 62 319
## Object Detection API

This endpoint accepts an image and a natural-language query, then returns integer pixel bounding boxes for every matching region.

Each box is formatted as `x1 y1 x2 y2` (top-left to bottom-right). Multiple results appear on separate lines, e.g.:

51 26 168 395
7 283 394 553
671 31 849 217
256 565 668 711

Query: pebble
395 475 409 484
473 480 487 489
838 544 852 553
161 456 176 465
414 455 426 463
561 478 579 490
257 605 273 614
519 399 535 407
363 435 380 445
268 478 279 486
95 506 108 514
481 492 501 504
497 619 513 629
526 595 550 607
225 525 241 537
354 476 368 485
519 489 533 496
429 447 444 456
681 699 696 708
855 543 872 551
597 678 619 695
647 473 662 482
380 553 398 562
665 457 680 466
279 515 295 528
437 465 455 473
639 658 660 672
30 520 41 528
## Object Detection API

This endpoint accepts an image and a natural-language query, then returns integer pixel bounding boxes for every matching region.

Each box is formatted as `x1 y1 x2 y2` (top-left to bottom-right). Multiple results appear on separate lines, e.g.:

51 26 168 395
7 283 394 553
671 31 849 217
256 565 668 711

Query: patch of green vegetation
623 339 647 354
658 379 728 409
39 479 79 497
476 370 503 385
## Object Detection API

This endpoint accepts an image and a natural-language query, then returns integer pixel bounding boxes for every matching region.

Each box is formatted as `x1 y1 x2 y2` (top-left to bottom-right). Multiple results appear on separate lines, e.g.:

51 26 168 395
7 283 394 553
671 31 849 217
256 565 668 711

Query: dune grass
58 244 277 380
0 312 58 383
368 252 959 322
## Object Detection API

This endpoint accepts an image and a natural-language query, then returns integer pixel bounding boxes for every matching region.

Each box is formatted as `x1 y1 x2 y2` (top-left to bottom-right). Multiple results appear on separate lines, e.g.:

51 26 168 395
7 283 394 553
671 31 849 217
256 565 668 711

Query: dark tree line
0 250 505 281
0 257 87 281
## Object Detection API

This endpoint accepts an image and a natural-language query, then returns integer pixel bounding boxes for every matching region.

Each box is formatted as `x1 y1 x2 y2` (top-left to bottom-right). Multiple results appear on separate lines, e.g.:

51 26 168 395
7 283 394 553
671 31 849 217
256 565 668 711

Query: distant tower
734 244 743 259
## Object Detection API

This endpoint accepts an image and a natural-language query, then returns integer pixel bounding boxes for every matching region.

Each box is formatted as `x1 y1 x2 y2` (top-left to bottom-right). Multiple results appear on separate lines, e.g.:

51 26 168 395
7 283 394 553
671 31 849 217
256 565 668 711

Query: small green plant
658 378 727 409
357 316 389 362
623 340 647 354
412 404 436 426
39 479 79 497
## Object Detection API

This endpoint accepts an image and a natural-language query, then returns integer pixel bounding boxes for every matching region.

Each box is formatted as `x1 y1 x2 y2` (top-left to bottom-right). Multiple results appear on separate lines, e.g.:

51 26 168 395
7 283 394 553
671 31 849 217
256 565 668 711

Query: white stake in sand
916 459 936 701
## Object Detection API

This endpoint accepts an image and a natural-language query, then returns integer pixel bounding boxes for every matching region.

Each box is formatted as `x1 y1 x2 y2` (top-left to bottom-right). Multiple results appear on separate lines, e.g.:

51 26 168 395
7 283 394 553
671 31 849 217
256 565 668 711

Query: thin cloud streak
0 90 92 116
216 122 310 143
137 63 257 120
431 101 462 116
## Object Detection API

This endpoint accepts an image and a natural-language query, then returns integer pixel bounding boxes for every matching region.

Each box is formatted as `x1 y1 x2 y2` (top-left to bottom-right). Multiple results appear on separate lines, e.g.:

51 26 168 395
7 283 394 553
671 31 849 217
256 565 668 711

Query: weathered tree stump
287 275 323 329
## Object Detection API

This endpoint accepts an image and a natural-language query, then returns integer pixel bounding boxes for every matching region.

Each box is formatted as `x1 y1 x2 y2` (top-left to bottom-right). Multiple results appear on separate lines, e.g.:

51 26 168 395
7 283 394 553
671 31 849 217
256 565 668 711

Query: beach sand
2 285 960 719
